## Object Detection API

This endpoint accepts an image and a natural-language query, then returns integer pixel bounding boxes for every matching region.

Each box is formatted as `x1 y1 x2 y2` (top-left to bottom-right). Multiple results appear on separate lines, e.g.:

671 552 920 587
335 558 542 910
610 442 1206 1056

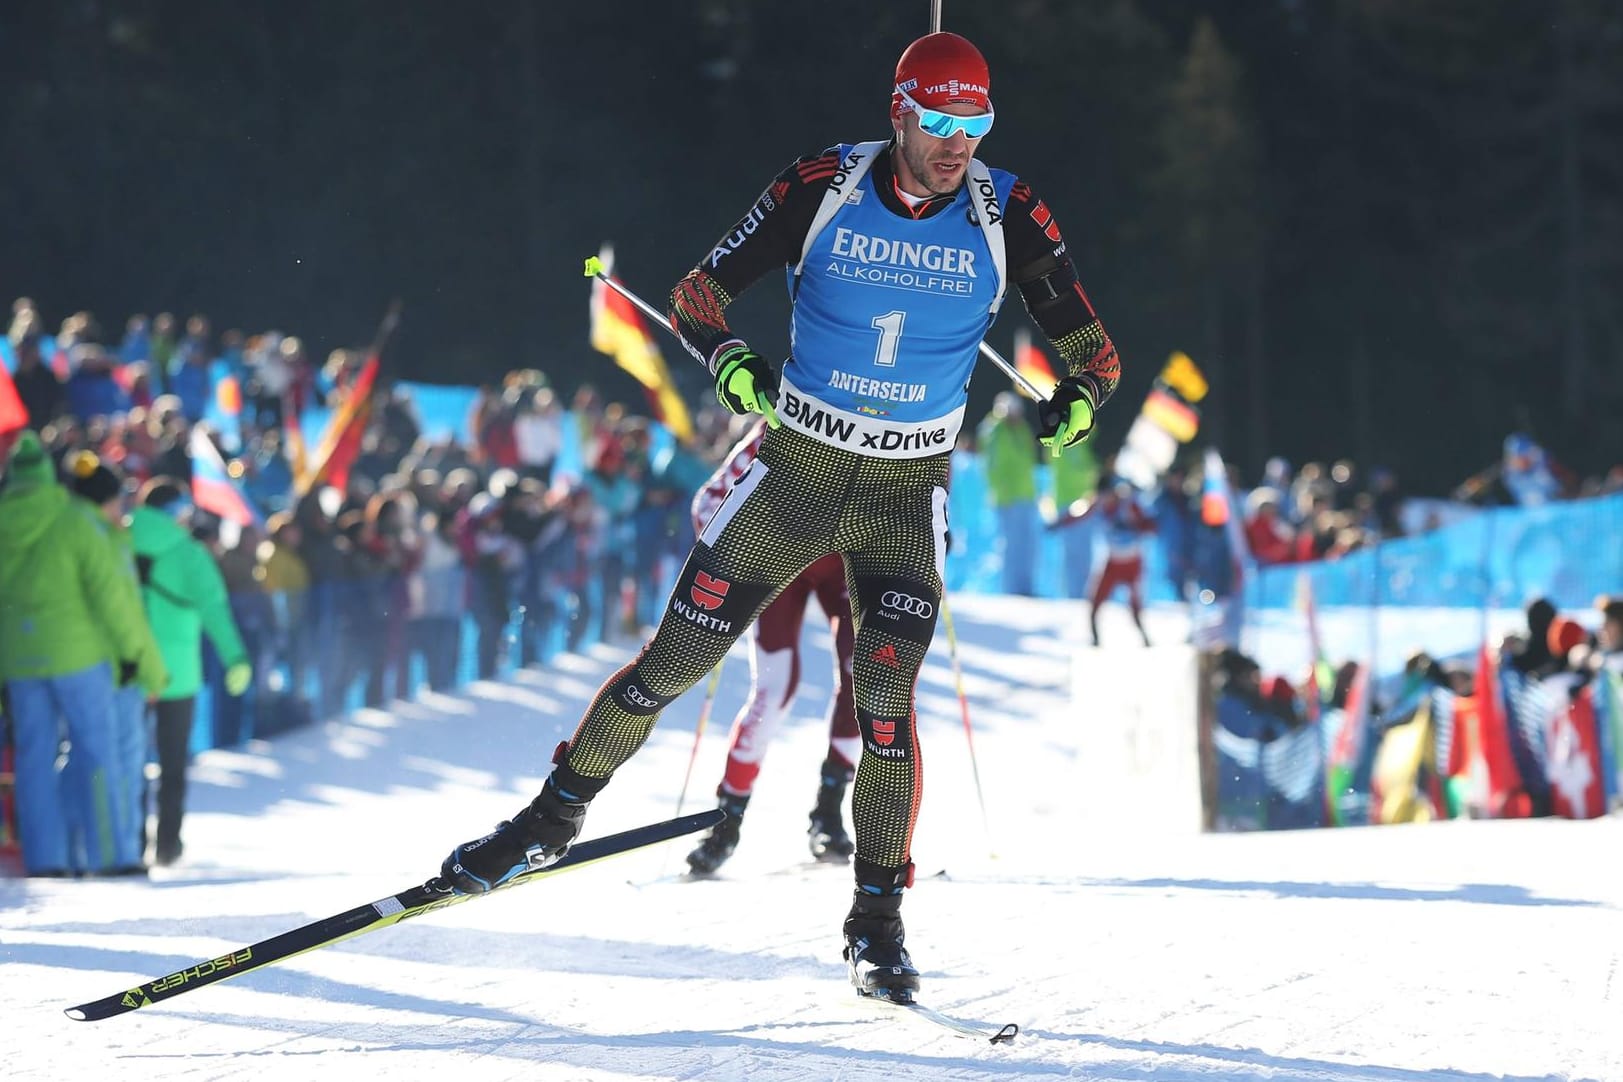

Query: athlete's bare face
891 106 986 198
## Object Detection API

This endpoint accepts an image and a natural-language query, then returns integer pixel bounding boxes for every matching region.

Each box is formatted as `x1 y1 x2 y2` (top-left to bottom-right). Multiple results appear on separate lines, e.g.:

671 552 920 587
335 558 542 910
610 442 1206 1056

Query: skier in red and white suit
1085 480 1156 647
684 418 862 875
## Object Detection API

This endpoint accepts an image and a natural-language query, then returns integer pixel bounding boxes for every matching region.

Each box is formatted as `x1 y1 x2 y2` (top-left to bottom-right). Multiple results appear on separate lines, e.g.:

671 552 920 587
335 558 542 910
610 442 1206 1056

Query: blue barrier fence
1245 492 1623 614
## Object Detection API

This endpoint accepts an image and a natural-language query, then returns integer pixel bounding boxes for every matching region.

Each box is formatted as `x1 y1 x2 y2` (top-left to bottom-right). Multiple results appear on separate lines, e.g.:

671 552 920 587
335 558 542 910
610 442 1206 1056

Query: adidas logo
870 644 900 669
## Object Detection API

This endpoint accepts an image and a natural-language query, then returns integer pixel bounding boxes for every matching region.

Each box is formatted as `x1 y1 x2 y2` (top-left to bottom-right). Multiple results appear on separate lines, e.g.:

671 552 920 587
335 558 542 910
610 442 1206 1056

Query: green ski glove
1038 378 1097 458
713 343 781 429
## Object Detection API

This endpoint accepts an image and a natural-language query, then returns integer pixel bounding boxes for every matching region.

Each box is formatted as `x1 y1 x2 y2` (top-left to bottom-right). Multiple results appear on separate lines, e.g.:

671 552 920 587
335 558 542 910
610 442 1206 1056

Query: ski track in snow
2 596 1620 1081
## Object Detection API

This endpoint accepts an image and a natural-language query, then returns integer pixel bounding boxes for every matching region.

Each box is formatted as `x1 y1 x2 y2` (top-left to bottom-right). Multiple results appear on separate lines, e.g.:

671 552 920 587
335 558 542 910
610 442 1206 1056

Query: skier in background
439 31 1120 1001
1083 480 1156 647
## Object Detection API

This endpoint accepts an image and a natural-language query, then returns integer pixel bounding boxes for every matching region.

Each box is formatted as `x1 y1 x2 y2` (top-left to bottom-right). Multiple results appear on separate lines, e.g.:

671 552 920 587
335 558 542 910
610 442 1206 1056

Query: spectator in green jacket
975 392 1040 596
129 477 252 867
0 432 165 876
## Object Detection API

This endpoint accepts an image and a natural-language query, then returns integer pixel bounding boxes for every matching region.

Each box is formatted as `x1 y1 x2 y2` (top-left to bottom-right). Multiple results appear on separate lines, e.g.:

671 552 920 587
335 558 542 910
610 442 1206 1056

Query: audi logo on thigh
880 591 934 618
622 683 659 710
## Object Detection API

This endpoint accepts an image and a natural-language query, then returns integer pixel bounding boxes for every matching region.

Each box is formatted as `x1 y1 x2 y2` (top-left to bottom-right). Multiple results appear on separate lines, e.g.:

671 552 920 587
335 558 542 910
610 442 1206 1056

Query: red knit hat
1547 616 1587 658
891 32 992 118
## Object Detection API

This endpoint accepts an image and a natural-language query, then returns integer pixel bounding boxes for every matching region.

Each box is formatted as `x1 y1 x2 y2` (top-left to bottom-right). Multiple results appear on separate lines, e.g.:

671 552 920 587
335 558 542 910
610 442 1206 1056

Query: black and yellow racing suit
558 141 1119 881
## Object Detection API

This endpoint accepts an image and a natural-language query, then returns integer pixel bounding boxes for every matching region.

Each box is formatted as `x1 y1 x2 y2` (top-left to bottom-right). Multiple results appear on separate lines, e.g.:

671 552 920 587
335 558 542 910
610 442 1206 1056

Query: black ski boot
808 758 856 862
441 753 603 894
842 859 919 1000
686 792 749 877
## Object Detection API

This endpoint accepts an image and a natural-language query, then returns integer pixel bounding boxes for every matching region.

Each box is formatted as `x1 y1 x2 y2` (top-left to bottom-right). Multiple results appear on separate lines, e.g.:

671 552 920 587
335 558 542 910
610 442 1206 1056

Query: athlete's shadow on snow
102 1011 1608 1081
181 646 641 823
16 939 534 1026
1026 1029 1603 1082
1085 876 1608 909
295 923 846 984
287 1023 1599 1082
116 1019 997 1078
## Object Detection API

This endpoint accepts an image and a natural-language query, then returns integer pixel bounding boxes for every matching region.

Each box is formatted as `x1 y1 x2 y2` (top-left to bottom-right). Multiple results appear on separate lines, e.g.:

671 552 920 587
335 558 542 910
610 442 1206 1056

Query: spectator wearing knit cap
1545 616 1590 673
67 450 166 873
0 432 166 876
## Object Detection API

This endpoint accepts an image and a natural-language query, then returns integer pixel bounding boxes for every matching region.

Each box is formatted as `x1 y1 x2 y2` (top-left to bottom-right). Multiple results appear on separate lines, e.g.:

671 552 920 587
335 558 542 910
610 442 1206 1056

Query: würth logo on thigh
690 572 730 610
671 566 770 637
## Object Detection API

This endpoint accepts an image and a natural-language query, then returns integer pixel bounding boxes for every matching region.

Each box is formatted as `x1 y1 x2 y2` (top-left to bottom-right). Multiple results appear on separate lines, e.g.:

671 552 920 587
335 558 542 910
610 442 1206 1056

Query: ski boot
686 792 749 877
440 753 602 894
842 859 919 1000
808 758 856 863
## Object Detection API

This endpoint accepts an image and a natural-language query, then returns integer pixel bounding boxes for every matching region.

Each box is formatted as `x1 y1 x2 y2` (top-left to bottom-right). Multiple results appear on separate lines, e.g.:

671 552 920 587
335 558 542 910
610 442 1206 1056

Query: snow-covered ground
3 595 1619 1081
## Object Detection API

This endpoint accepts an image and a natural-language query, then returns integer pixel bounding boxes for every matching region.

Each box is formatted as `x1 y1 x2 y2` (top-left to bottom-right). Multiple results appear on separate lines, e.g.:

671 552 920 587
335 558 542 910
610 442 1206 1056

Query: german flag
298 352 379 496
1013 326 1059 400
590 245 694 443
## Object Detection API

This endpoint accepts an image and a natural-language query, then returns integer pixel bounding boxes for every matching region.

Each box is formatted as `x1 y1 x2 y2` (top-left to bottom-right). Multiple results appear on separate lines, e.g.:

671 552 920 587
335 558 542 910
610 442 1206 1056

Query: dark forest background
5 1 1621 493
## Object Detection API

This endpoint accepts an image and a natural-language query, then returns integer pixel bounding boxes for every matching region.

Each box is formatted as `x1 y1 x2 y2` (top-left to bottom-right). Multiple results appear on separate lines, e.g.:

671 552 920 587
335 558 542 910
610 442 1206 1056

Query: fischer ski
65 809 723 1022
863 989 1019 1044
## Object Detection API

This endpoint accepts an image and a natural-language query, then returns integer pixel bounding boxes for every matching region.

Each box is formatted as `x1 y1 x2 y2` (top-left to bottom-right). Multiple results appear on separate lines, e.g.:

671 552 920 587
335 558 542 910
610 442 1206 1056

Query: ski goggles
896 86 995 140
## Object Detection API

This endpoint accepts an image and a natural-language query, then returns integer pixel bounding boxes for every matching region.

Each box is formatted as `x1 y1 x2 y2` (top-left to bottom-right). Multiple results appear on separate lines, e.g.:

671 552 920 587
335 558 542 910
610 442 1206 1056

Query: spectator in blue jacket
65 346 130 422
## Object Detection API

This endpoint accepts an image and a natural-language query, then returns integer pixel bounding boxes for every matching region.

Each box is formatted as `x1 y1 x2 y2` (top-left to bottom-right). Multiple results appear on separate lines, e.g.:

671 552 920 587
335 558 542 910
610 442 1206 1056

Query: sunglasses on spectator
896 86 995 140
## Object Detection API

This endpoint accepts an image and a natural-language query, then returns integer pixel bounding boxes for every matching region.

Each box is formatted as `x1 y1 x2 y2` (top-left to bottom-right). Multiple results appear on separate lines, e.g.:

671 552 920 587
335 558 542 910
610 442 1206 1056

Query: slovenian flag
189 426 263 528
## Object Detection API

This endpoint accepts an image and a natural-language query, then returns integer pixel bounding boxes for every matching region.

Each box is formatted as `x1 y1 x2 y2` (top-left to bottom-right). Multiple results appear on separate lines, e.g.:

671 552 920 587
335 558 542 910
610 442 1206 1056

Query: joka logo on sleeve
690 572 731 611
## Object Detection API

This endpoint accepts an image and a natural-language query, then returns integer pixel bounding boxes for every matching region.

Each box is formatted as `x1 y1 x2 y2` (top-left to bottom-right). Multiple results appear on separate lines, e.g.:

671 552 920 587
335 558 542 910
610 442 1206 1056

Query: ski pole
674 660 724 817
939 593 994 855
584 256 1051 409
586 256 674 333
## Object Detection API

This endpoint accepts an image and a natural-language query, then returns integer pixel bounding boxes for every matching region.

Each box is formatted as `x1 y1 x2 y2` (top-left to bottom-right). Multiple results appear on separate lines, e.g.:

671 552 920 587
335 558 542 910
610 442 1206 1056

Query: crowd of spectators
1206 590 1623 831
0 298 748 877
4 294 1622 874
